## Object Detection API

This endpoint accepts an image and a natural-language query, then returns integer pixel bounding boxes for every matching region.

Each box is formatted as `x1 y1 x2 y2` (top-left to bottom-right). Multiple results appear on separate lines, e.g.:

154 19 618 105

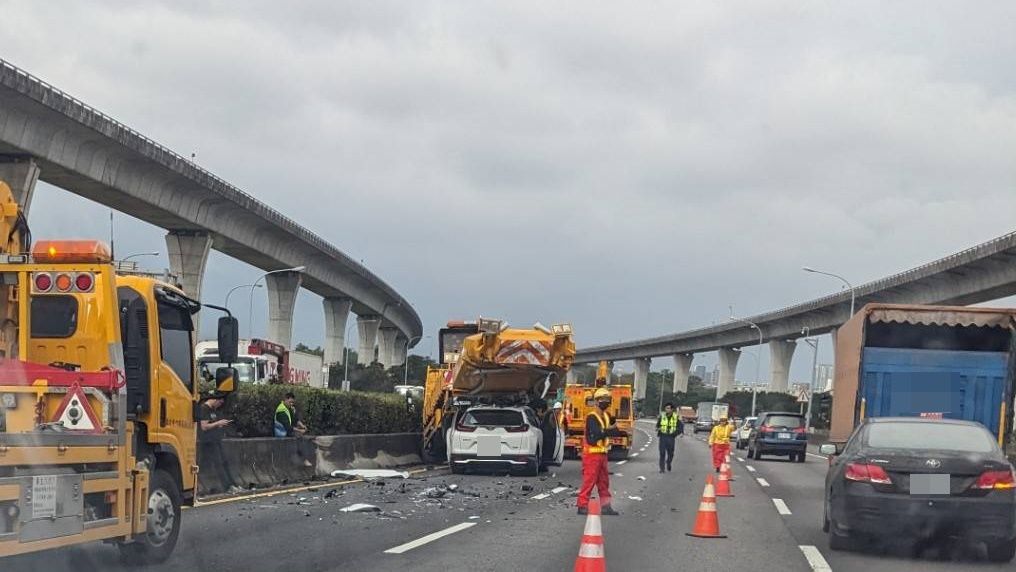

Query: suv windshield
462 409 524 427
867 422 997 453
763 415 804 429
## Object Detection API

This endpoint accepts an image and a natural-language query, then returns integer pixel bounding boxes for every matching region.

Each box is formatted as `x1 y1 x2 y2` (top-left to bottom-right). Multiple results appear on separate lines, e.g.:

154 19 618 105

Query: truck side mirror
215 367 238 394
217 316 239 364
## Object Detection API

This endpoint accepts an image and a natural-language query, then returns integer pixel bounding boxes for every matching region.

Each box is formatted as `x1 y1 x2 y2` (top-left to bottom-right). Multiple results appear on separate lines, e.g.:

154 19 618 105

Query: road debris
330 469 410 479
636 476 646 481
628 496 643 501
340 503 382 513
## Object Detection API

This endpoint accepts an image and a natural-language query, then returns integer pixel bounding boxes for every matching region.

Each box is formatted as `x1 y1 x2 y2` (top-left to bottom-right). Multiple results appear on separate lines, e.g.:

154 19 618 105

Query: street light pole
729 314 763 416
343 319 358 390
120 251 160 262
225 283 261 311
403 336 423 384
247 266 306 339
803 266 856 318
801 327 820 432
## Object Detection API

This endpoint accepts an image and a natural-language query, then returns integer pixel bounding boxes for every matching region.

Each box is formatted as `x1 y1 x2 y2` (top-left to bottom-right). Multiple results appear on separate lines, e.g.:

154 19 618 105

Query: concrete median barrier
198 433 422 495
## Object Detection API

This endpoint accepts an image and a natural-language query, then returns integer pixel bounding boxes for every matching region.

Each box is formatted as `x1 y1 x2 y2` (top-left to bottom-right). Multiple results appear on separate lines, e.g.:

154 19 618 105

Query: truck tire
119 470 181 565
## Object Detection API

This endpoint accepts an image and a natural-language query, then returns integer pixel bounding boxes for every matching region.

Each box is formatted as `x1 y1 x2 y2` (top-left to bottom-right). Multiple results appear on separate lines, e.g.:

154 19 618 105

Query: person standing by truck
656 402 682 473
708 416 735 472
577 388 623 516
198 393 240 494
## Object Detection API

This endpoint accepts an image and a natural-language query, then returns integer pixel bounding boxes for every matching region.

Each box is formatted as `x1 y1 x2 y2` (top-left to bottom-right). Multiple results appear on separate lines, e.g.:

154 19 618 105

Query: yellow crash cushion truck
421 319 575 467
562 362 634 461
0 180 241 563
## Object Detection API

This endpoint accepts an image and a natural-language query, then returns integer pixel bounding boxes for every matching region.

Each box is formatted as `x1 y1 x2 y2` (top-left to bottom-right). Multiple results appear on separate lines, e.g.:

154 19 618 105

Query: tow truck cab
0 239 238 563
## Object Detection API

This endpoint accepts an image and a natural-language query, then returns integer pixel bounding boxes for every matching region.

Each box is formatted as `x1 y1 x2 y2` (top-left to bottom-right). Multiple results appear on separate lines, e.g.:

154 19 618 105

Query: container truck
693 401 730 433
828 303 1016 447
0 178 241 562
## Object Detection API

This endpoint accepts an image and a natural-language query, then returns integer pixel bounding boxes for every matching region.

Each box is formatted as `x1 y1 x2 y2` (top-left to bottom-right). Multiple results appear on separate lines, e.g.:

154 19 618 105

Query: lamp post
800 327 820 432
342 319 357 391
803 266 855 318
120 251 160 262
225 283 261 311
729 313 763 416
403 335 423 384
247 266 306 338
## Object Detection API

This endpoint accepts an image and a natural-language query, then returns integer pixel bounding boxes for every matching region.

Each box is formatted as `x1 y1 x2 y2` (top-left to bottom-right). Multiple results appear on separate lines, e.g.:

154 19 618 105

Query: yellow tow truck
0 180 239 562
562 361 634 460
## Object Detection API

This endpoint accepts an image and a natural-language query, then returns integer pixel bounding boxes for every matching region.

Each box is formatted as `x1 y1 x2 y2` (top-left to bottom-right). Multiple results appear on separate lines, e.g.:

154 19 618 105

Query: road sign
52 383 102 432
796 387 811 403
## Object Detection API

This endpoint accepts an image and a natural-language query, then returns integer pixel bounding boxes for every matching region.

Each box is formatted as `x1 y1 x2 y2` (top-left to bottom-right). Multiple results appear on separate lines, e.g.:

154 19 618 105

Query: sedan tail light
504 424 530 433
454 424 476 432
975 469 1016 490
844 463 892 485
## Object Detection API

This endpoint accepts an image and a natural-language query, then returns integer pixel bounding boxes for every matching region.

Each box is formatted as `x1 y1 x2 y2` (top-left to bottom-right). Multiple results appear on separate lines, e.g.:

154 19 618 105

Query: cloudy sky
3 1 1015 382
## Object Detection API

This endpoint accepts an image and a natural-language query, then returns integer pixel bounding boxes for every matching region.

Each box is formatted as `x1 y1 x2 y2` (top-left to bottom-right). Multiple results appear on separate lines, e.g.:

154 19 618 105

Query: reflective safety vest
659 414 679 435
708 423 734 445
585 409 610 455
275 401 292 427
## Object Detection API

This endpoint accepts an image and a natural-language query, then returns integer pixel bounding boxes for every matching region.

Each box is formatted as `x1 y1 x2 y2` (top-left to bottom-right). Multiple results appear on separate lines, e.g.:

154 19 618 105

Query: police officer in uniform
656 402 682 473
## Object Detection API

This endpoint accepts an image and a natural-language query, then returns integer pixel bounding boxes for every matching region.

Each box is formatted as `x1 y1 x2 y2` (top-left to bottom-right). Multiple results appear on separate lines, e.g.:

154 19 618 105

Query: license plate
910 473 950 495
477 436 501 456
778 432 792 439
32 475 58 519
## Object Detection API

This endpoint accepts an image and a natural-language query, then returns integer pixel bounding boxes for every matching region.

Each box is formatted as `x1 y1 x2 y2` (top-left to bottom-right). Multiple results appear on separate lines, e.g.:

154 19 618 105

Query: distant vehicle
394 385 424 398
821 417 1016 562
678 406 697 423
693 402 729 434
447 405 563 476
196 338 325 388
747 412 807 462
828 304 1016 449
734 416 758 449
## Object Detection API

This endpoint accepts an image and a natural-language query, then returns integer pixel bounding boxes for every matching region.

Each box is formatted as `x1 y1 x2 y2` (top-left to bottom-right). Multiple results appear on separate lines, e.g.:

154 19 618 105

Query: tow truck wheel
119 470 181 565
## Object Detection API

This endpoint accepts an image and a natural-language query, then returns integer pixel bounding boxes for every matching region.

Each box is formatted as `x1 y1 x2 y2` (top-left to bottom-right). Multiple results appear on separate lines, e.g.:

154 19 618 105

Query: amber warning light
32 240 113 264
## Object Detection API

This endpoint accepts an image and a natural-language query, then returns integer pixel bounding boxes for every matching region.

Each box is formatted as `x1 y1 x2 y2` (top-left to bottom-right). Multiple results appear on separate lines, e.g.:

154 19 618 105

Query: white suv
447 405 563 476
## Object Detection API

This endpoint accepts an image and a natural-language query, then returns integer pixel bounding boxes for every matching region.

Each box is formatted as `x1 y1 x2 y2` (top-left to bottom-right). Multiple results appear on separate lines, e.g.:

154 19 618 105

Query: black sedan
821 417 1016 561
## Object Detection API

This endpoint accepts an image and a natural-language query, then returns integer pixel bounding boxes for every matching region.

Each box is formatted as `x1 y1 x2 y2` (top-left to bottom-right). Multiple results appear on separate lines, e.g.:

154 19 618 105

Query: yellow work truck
0 180 239 563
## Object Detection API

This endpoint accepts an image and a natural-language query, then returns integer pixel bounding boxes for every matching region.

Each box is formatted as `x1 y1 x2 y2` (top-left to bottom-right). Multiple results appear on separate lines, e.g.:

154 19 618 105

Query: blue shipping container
860 347 1009 438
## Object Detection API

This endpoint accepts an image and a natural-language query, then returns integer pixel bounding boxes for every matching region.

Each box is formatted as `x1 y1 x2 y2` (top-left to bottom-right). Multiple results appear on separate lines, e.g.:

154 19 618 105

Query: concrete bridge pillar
633 357 650 400
393 335 408 367
672 353 694 393
356 315 382 364
717 348 740 399
566 369 577 384
378 327 399 368
265 271 302 348
769 339 797 393
322 297 353 366
0 156 40 216
165 230 212 300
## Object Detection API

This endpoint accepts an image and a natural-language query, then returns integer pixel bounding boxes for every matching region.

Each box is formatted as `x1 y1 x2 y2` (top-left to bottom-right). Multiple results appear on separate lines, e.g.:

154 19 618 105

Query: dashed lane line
531 493 551 500
746 466 756 473
756 478 770 487
631 453 640 457
616 460 627 465
798 545 833 571
772 498 792 515
384 522 477 554
551 486 569 494
736 457 745 463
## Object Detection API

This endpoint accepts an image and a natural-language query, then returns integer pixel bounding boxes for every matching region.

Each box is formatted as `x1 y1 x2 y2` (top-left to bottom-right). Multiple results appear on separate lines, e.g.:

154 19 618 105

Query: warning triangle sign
52 384 102 433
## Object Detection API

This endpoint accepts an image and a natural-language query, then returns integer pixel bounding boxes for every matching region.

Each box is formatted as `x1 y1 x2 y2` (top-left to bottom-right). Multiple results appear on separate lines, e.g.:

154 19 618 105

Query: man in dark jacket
656 402 683 473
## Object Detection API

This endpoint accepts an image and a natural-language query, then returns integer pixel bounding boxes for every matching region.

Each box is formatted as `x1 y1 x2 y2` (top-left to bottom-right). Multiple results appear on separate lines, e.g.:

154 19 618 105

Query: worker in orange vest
708 416 735 472
577 388 623 516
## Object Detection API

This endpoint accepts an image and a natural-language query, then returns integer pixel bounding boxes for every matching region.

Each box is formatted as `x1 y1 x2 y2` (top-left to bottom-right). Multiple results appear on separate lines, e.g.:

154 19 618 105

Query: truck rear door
860 347 1008 438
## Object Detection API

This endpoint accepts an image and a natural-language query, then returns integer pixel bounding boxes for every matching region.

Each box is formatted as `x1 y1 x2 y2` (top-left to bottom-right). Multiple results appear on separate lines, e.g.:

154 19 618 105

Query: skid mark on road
384 522 477 554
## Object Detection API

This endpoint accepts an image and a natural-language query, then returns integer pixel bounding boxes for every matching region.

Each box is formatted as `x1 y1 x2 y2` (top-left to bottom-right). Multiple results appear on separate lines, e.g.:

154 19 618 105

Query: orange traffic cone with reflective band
575 498 606 571
725 453 736 480
716 463 734 497
686 475 727 538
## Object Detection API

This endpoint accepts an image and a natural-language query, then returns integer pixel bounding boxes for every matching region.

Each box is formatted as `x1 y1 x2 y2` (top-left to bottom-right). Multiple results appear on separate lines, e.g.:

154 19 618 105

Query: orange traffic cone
716 463 734 497
686 475 727 538
575 498 607 572
725 452 736 480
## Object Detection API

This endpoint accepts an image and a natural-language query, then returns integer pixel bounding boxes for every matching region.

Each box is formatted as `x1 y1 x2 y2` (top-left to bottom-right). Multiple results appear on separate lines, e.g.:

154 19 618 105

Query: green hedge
221 384 420 437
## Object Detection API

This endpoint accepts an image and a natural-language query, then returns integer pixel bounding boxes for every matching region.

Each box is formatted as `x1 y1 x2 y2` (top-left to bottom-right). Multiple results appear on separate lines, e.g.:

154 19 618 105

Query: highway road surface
6 420 1011 571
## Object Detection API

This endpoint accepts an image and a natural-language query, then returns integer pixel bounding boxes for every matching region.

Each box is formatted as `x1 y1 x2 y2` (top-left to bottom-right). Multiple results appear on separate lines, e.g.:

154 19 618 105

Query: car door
553 414 565 465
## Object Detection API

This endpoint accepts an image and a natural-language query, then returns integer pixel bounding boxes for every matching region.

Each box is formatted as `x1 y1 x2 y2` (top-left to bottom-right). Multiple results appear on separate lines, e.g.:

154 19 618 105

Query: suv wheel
987 539 1016 562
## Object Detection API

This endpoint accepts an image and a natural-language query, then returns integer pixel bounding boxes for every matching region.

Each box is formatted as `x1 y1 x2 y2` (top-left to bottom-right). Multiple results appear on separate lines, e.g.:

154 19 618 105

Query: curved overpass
0 58 421 363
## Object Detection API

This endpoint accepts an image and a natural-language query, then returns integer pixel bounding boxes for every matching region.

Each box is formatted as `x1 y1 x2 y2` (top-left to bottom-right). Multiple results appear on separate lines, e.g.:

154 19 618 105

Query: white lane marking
799 545 833 571
531 493 550 500
384 522 477 554
756 478 770 487
807 452 827 460
631 453 639 457
616 460 627 465
551 486 568 494
746 466 756 473
772 498 792 515
736 457 745 463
